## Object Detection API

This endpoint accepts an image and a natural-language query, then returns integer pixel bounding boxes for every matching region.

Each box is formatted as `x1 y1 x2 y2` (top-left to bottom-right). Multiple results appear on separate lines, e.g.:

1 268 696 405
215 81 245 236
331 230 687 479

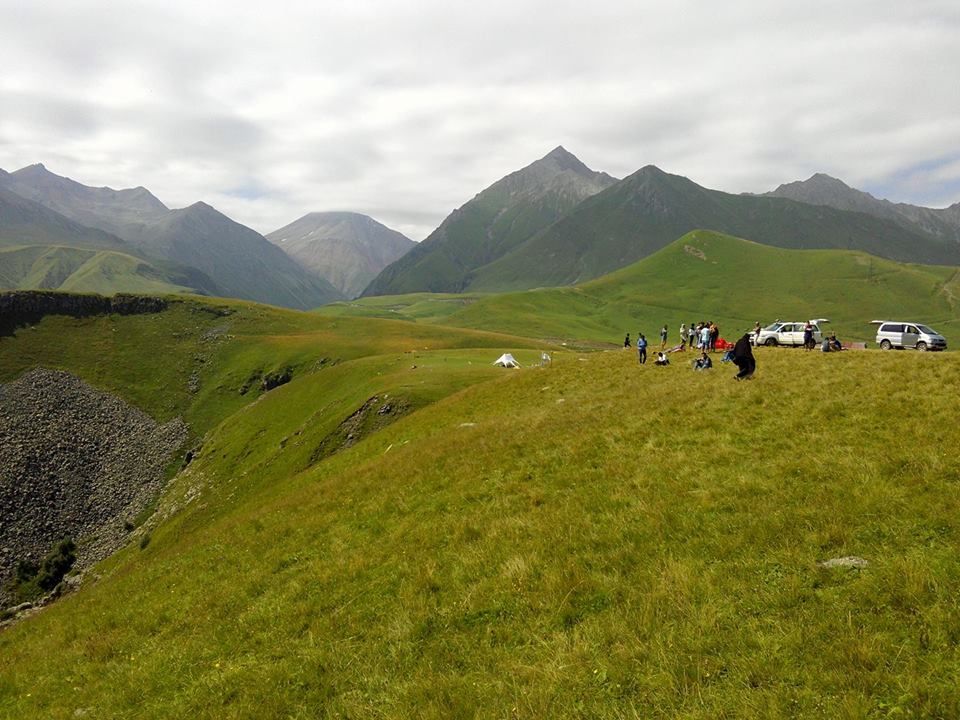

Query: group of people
628 324 755 380
633 323 723 351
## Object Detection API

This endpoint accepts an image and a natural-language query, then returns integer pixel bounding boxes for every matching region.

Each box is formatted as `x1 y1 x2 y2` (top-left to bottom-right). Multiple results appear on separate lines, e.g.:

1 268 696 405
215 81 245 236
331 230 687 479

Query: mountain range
266 212 415 299
365 153 960 296
362 146 617 296
0 165 342 309
762 173 960 243
4 151 960 307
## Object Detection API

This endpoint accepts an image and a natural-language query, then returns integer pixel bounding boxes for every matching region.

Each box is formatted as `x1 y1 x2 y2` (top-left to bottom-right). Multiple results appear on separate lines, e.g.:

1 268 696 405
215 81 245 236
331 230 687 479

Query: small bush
5 538 76 602
139 533 152 550
36 538 76 592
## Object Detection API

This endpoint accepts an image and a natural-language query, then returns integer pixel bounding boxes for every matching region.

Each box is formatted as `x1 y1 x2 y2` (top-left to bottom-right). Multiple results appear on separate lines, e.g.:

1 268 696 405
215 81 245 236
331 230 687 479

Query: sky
1 0 959 240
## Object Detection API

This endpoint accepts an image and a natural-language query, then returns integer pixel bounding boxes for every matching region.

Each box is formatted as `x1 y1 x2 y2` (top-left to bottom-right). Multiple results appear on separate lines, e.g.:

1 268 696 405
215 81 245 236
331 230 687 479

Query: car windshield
764 323 780 331
917 324 937 335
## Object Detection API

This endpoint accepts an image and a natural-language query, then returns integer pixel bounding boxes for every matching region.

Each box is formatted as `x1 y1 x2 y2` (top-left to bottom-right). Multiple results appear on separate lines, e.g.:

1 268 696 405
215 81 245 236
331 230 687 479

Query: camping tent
493 353 520 368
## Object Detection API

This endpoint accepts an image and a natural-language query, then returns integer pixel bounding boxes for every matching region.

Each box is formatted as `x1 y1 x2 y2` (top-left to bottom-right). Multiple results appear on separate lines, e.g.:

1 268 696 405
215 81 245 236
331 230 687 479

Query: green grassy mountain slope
2 314 960 716
362 147 616 296
0 246 221 296
267 212 416 299
467 165 960 292
323 231 960 345
0 296 543 437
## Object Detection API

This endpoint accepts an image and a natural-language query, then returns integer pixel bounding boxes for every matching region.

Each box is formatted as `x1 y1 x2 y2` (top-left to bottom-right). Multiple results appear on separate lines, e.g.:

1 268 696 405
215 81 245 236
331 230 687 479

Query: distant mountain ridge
3 163 169 243
0 185 132 254
267 212 414 299
0 165 342 308
763 173 960 243
362 146 617 296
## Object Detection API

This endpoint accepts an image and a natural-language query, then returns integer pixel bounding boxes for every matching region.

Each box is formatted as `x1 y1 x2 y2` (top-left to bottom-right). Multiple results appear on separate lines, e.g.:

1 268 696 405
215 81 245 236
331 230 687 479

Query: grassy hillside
2 333 960 717
0 296 543 437
323 231 960 345
466 166 960 292
0 245 207 296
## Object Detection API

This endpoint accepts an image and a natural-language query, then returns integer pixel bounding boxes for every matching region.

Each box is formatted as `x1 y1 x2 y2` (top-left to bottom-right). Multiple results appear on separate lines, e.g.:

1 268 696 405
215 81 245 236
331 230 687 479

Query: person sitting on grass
693 351 712 371
654 351 670 366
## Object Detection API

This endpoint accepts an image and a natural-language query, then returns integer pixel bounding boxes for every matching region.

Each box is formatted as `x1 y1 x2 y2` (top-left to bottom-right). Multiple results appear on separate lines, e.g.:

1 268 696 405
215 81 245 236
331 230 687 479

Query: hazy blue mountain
267 212 415 298
763 173 960 243
135 202 342 308
3 165 342 308
0 184 132 253
362 146 617 296
3 163 169 242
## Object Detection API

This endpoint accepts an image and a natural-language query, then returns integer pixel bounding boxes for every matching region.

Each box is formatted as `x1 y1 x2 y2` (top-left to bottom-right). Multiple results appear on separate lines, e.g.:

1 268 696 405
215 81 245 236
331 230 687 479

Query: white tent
492 353 520 368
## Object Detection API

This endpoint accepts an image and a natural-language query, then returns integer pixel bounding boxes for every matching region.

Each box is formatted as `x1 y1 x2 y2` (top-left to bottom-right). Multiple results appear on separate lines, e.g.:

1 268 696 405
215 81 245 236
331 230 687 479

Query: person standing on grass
753 321 762 343
689 323 697 349
660 325 668 349
637 333 648 364
803 321 814 351
710 322 720 352
700 323 711 352
733 333 756 380
624 333 631 349
679 323 687 348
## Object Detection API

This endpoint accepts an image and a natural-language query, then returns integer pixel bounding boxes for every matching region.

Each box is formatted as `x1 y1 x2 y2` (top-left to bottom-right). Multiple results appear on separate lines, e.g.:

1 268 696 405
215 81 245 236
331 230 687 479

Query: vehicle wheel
879 340 891 350
764 338 778 347
917 341 927 352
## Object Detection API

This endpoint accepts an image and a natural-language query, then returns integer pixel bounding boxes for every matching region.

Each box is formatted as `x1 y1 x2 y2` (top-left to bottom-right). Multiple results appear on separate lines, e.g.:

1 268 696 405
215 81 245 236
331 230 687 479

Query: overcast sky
2 0 959 240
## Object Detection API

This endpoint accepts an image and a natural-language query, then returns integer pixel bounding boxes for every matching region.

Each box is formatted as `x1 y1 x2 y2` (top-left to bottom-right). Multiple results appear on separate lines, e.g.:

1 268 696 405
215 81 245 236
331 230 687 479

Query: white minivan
871 321 947 351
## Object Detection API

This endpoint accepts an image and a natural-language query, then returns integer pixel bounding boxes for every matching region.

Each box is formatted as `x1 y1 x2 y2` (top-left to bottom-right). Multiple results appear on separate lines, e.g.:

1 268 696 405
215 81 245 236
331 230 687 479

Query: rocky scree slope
0 368 187 607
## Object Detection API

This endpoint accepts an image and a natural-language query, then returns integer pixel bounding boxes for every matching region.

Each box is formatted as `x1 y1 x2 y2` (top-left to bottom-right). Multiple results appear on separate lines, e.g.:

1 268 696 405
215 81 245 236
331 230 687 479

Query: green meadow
1 282 960 718
322 231 960 346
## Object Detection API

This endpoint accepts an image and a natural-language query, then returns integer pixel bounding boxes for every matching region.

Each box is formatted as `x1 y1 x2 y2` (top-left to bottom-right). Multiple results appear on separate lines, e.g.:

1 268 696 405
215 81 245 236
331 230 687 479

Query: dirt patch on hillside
684 244 707 261
310 395 411 465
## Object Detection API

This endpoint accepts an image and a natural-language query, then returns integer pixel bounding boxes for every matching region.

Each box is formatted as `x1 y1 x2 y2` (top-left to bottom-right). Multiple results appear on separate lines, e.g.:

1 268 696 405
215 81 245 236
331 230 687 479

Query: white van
871 321 947 351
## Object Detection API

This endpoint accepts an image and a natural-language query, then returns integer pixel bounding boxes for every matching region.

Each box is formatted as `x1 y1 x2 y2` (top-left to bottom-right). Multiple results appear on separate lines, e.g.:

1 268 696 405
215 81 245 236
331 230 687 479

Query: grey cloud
1 0 959 239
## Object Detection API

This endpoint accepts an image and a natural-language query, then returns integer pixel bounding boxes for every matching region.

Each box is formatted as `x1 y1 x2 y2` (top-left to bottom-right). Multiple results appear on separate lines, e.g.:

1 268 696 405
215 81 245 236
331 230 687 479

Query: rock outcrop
0 290 168 336
0 368 187 606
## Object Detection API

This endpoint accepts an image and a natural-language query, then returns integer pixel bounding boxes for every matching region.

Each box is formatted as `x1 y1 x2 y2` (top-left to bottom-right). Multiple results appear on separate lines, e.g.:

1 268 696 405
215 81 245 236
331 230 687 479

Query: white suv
872 321 947 351
755 319 827 347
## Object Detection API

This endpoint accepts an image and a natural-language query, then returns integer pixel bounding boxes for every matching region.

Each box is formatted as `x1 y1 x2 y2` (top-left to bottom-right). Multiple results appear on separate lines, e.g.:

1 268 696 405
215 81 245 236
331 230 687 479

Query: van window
881 323 903 333
905 326 919 334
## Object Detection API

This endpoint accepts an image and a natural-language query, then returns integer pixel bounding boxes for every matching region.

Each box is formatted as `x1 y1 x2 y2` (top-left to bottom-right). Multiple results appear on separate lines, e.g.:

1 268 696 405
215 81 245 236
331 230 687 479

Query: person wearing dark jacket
732 333 756 380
